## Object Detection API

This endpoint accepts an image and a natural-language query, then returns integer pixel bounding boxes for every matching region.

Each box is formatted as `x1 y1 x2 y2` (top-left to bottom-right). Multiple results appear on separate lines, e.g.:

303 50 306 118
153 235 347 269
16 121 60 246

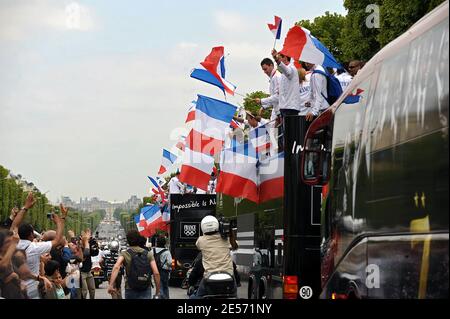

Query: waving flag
191 46 236 95
135 212 150 237
148 176 167 203
148 176 165 188
144 204 169 236
268 16 282 39
185 95 237 156
217 141 259 203
180 94 237 190
249 123 271 155
280 26 341 69
230 118 242 129
185 100 196 123
258 152 284 203
158 149 177 175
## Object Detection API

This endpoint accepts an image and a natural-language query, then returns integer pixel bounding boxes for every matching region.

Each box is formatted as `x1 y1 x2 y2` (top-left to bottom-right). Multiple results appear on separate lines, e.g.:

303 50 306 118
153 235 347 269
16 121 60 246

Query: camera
218 216 237 239
46 212 53 220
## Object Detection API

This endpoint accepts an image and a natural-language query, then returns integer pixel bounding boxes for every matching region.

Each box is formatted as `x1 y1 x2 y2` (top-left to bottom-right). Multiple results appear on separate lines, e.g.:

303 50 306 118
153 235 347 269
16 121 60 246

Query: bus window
368 48 409 152
400 18 449 141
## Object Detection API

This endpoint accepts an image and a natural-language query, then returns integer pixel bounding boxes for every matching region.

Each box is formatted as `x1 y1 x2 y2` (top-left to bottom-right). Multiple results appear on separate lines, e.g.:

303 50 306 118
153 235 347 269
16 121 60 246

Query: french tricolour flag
148 176 166 203
268 16 282 40
258 152 284 203
194 46 236 96
158 149 177 175
144 204 169 236
249 123 271 155
216 141 259 203
280 26 341 69
230 118 242 129
135 212 150 236
148 175 165 189
185 100 196 123
179 95 237 191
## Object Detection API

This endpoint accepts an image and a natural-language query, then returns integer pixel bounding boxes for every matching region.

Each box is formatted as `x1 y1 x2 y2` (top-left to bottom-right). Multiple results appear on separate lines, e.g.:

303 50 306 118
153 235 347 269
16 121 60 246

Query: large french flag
140 205 167 237
280 26 341 69
249 123 271 155
186 94 237 156
180 95 237 190
268 16 282 40
258 152 284 203
190 46 236 96
185 100 196 123
216 141 259 203
158 149 177 175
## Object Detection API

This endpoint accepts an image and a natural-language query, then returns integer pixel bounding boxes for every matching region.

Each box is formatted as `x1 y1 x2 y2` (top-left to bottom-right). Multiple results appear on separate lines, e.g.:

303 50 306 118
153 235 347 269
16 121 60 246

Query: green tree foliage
0 164 105 236
340 0 382 62
297 12 346 63
378 0 446 46
119 211 135 233
242 91 270 118
0 165 51 233
291 0 445 66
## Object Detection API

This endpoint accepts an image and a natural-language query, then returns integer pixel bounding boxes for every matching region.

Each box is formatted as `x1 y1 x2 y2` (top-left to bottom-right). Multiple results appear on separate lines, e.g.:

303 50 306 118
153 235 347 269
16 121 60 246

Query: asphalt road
95 281 189 299
95 280 248 299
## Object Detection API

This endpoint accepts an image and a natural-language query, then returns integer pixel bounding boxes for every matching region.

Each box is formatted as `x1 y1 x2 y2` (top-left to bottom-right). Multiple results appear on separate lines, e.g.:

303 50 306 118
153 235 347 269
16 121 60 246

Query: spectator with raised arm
15 196 68 299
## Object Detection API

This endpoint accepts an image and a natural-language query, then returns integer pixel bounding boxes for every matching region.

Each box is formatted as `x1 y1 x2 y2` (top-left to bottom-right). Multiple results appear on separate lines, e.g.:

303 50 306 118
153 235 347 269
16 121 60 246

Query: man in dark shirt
79 230 95 299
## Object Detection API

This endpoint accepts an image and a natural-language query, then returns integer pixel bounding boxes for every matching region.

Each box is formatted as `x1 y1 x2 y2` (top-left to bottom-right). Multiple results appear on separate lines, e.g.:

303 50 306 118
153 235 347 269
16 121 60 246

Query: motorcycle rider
189 215 237 299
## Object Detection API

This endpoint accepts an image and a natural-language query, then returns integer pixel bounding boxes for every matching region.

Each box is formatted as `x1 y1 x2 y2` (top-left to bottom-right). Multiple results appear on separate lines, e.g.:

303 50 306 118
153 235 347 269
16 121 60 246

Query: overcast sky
0 0 346 203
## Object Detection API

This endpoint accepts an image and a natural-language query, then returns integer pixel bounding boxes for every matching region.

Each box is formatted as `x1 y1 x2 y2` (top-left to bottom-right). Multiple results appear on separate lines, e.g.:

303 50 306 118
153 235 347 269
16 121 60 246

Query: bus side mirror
301 114 332 186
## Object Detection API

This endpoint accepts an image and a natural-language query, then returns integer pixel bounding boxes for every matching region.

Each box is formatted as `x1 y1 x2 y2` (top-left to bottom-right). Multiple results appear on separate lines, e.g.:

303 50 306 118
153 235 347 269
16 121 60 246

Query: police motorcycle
187 216 238 299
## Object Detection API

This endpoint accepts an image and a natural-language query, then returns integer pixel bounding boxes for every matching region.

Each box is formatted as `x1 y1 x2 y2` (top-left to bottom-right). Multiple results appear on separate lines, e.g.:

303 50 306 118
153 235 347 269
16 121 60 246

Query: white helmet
109 240 119 251
201 215 219 234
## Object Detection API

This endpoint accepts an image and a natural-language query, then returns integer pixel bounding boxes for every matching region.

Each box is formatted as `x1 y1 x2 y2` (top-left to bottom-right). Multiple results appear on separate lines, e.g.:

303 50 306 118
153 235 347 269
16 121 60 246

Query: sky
0 0 346 203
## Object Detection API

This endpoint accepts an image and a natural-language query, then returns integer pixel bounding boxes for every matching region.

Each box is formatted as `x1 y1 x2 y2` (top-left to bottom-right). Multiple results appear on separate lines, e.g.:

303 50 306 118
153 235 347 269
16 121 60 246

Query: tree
378 0 446 46
297 12 347 63
242 91 270 118
340 0 383 62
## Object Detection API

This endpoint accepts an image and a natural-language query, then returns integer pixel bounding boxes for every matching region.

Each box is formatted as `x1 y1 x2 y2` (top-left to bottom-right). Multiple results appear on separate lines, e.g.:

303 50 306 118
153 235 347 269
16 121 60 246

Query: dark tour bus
169 193 216 285
301 2 448 298
218 118 323 299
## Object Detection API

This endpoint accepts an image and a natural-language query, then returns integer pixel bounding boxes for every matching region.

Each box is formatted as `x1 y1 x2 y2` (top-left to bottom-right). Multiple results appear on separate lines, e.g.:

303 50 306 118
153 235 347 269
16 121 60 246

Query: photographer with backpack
153 236 172 299
107 230 160 299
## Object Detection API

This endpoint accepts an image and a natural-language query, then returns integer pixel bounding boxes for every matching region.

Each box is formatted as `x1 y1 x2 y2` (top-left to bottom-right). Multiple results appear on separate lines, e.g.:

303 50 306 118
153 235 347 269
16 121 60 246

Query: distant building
59 195 142 213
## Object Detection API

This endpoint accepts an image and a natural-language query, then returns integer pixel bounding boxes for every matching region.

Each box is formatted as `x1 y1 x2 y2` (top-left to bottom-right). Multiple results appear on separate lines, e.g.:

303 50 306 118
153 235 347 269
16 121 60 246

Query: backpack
312 68 343 106
126 249 152 291
153 248 167 271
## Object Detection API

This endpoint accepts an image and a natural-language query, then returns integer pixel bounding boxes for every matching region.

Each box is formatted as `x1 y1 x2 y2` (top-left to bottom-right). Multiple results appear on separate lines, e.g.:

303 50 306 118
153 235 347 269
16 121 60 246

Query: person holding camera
14 193 68 299
189 215 237 299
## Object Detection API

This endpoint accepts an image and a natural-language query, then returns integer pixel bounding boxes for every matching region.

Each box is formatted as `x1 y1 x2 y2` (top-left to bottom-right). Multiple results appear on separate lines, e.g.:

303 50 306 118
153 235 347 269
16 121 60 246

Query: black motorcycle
186 252 237 299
